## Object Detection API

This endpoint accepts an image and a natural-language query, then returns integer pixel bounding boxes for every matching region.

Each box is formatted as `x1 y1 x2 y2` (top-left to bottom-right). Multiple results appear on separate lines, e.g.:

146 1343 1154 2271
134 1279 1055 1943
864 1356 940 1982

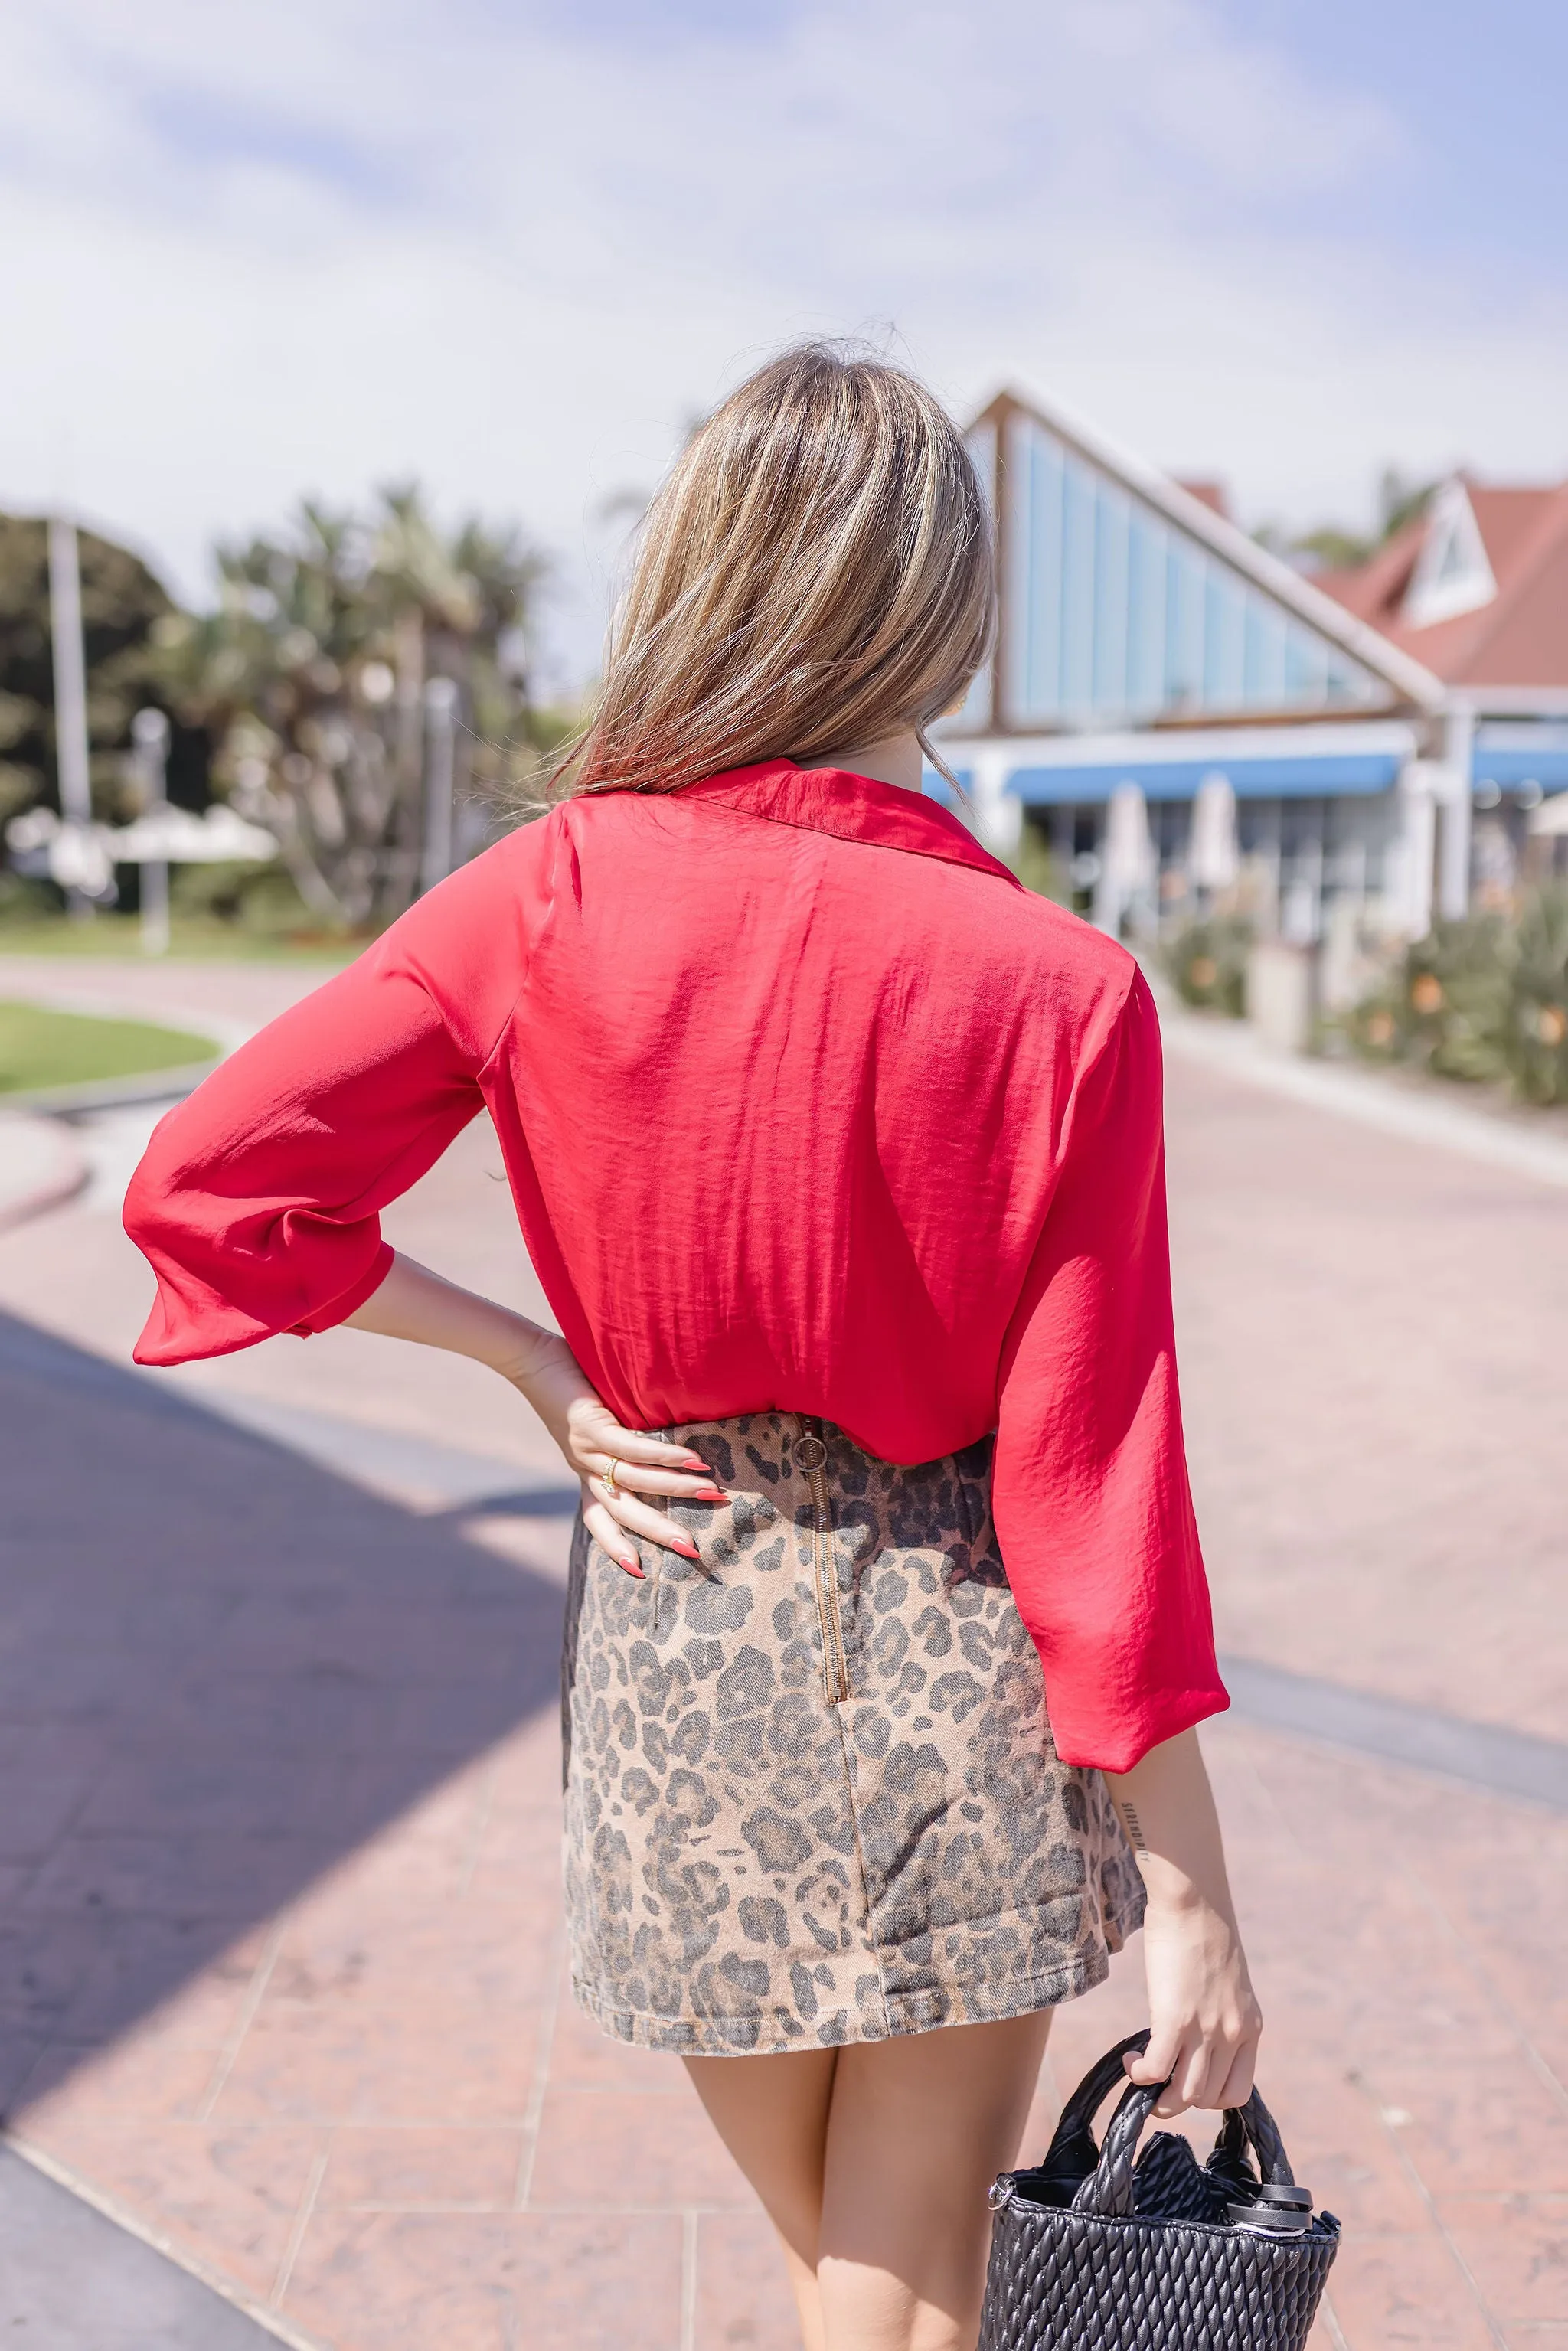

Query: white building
939 387 1568 942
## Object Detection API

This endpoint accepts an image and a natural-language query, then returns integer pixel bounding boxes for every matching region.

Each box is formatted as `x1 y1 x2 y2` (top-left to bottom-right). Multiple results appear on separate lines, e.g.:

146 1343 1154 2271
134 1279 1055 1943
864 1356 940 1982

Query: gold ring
603 1458 621 1497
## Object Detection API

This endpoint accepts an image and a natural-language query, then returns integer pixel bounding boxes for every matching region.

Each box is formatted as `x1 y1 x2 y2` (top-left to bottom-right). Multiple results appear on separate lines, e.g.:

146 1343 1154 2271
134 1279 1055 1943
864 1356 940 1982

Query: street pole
420 677 458 896
47 514 95 921
132 707 172 956
1438 702 1475 921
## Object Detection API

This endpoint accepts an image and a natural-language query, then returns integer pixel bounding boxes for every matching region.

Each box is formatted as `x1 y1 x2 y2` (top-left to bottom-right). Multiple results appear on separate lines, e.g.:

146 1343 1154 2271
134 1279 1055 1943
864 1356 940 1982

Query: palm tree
1281 469 1439 574
157 488 555 928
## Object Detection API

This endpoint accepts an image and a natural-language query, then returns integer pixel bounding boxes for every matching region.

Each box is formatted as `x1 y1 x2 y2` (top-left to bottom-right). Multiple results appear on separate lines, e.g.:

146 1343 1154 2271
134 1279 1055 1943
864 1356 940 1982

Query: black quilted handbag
977 2032 1340 2349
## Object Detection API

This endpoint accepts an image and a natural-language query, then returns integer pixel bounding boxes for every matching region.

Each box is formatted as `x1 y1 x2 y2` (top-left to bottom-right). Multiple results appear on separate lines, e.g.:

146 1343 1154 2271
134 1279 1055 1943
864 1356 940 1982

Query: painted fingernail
622 1559 645 1579
694 1488 727 1503
675 1541 701 1559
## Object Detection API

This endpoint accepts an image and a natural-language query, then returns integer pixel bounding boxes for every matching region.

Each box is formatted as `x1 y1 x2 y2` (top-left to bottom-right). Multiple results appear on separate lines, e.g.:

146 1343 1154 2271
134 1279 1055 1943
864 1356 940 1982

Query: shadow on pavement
0 1309 566 2118
0 2144 286 2348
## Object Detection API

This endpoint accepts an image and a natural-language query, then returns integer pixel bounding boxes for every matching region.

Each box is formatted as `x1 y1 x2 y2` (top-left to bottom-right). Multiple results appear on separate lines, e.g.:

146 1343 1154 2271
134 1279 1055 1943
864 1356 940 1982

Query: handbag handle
1071 2072 1297 2220
1035 2030 1298 2219
1034 2029 1158 2186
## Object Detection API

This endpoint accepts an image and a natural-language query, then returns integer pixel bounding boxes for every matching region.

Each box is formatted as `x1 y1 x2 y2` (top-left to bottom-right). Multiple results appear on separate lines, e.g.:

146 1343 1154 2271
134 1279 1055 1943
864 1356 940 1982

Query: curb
1 2132 335 2351
1158 1002 1568 1193
0 1112 89 1233
1 1059 223 1116
0 983 246 1121
1219 1654 1568 1812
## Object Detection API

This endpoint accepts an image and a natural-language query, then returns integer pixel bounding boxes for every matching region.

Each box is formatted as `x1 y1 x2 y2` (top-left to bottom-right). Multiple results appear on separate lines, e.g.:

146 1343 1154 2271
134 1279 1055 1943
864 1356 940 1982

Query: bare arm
1104 1728 1262 2116
343 1252 725 1572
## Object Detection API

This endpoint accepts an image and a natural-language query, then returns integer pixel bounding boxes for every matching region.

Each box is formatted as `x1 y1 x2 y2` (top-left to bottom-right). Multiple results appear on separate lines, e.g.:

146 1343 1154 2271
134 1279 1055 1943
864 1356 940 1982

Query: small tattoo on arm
1118 1800 1148 1852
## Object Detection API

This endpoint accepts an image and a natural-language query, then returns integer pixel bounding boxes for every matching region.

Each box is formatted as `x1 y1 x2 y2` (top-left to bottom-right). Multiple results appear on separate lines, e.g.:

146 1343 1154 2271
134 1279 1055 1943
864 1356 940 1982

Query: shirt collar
677 759 1021 888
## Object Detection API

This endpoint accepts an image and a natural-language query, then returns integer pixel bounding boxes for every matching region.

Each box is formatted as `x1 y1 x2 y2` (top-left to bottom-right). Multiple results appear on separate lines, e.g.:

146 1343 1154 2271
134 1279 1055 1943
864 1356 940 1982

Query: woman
126 345 1259 2351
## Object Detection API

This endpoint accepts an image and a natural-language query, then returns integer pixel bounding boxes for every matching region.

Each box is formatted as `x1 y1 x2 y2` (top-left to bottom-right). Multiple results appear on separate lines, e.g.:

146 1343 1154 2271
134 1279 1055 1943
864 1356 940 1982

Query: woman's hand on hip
342 1253 724 1577
504 1327 726 1576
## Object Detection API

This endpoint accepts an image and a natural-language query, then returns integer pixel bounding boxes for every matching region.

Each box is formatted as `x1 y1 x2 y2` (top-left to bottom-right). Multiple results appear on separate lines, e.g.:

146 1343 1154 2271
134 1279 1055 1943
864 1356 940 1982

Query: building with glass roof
936 387 1568 942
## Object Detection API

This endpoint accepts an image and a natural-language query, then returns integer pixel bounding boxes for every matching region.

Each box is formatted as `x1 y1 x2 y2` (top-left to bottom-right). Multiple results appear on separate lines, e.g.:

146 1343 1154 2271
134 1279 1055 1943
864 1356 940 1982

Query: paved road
0 954 1563 2349
0 2144 294 2348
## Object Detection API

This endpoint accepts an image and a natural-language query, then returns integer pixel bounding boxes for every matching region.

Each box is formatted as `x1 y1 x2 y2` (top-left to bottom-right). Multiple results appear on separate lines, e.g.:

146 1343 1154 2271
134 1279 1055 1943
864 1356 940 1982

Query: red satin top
125 759 1225 1768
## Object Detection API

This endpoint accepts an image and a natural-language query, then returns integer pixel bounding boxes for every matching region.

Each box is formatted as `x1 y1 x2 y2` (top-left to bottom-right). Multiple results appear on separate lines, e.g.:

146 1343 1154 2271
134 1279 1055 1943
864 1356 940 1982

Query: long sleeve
125 843 529 1366
992 970 1227 1771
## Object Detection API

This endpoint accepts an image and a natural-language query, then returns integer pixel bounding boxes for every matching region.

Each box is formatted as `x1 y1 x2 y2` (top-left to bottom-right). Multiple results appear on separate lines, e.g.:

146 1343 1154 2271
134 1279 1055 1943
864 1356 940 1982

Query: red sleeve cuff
1050 1679 1231 1774
287 1239 397 1337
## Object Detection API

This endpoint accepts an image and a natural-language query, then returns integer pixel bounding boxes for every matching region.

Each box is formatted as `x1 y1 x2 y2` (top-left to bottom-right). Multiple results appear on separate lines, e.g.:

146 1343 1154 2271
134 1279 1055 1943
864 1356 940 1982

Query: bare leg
684 2046 838 2351
688 2010 1050 2351
819 2011 1051 2350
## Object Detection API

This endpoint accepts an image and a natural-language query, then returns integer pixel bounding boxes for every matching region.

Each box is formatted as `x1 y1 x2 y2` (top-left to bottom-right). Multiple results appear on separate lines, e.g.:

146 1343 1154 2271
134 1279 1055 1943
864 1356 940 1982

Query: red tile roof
1174 478 1231 521
1315 479 1568 687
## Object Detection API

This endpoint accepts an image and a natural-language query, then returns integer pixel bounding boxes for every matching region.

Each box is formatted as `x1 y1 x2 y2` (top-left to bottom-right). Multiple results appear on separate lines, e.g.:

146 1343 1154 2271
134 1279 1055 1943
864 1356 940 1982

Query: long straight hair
550 344 995 799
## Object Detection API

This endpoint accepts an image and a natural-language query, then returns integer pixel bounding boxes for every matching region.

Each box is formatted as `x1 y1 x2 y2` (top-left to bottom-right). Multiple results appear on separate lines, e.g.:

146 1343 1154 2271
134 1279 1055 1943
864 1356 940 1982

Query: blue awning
1004 751 1403 805
1472 746 1568 790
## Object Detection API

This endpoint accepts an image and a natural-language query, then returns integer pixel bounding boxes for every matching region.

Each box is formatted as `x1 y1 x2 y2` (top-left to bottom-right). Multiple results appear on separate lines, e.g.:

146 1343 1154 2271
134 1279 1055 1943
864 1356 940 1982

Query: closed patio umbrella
1190 772 1240 894
1096 782 1155 936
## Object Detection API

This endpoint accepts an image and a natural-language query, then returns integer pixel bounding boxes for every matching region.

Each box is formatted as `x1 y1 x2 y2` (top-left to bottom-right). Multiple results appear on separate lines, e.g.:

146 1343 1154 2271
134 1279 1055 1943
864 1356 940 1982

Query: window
1243 600 1288 709
1091 485 1131 714
1127 511 1167 717
1060 457 1097 717
1165 541 1204 710
997 410 1385 728
960 420 998 728
1283 625 1328 707
1402 481 1496 629
1203 571 1246 709
1019 429 1063 720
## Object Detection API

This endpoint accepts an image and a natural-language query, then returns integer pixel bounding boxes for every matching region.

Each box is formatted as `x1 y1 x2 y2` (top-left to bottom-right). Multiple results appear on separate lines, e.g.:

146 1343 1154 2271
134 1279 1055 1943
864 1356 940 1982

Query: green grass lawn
0 1001 220 1096
0 913 364 965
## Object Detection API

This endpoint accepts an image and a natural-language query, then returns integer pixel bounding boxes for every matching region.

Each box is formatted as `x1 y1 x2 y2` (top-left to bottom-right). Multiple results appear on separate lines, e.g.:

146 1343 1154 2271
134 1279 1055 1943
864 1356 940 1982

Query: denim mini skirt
560 1411 1143 2055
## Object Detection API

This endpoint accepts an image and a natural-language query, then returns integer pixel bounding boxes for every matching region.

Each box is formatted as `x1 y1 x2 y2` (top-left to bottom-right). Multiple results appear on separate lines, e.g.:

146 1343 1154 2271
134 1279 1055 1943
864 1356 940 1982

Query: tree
156 487 557 929
1259 468 1439 574
0 515 183 829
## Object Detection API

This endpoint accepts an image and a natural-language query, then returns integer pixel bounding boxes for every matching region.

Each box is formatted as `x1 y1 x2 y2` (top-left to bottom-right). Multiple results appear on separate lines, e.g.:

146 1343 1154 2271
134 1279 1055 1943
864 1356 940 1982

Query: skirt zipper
796 1416 850 1706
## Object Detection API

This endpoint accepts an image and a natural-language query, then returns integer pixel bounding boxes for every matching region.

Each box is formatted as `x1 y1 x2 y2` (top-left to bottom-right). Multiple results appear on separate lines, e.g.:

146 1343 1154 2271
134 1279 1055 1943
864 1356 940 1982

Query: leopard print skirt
560 1412 1144 2055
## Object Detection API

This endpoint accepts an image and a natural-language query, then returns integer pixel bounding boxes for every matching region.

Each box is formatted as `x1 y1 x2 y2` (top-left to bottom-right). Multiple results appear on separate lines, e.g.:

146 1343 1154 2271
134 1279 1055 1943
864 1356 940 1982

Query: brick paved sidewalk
0 958 1563 2347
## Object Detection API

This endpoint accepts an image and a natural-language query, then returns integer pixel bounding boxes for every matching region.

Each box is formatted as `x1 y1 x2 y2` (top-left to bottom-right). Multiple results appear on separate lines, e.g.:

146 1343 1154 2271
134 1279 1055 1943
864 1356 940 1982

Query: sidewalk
1158 992 1568 1195
0 957 1562 2347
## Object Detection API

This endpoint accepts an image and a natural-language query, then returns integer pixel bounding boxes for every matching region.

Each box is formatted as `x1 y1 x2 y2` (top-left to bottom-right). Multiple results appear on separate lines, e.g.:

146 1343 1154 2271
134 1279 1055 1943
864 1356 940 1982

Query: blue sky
1233 0 1566 273
1 0 1563 684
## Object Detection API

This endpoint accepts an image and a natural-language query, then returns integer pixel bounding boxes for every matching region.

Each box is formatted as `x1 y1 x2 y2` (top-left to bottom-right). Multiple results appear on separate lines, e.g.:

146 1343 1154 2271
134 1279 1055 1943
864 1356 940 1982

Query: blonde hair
552 344 995 798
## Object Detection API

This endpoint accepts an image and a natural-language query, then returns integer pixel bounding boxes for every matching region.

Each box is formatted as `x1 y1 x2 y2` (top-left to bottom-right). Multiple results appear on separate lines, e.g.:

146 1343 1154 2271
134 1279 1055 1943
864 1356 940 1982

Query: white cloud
2 0 1564 683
